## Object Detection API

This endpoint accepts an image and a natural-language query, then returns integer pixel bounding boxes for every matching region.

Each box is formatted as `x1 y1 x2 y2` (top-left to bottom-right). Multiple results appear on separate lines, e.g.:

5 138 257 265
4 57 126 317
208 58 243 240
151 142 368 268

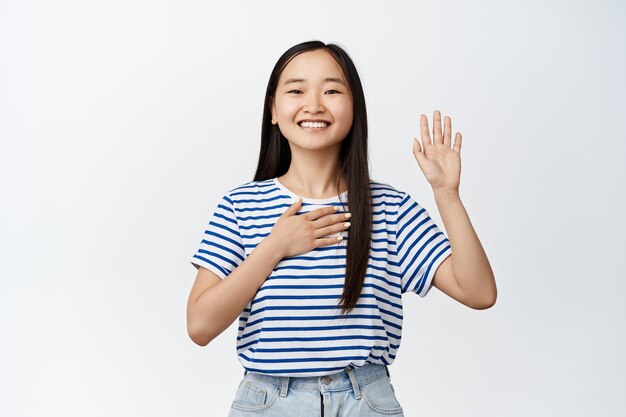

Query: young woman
187 40 496 417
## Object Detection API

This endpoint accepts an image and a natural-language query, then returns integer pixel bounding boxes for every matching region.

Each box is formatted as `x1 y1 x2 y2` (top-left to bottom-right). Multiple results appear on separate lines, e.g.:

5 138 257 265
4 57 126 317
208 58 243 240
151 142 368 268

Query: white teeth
300 121 328 128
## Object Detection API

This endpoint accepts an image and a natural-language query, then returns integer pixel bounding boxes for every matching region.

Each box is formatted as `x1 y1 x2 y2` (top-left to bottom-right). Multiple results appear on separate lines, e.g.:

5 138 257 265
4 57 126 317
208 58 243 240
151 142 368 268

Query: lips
298 119 331 124
299 123 329 132
298 120 331 131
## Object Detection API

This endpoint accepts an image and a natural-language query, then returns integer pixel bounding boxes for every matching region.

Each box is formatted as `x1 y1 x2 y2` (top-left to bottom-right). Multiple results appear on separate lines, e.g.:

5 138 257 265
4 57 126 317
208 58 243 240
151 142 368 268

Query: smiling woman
185 39 491 417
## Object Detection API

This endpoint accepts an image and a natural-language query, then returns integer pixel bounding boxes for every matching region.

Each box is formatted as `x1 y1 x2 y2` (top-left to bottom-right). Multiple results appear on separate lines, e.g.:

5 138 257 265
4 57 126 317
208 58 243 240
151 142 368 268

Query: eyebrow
283 77 347 87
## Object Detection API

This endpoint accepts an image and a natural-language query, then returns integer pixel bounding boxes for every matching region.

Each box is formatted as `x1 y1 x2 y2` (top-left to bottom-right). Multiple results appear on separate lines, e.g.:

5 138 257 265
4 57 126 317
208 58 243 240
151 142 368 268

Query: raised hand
412 110 462 192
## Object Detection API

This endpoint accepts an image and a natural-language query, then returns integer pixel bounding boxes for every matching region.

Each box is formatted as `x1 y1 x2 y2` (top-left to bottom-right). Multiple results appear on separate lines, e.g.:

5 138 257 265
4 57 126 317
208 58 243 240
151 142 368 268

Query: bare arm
186 237 282 346
432 189 496 309
413 111 496 309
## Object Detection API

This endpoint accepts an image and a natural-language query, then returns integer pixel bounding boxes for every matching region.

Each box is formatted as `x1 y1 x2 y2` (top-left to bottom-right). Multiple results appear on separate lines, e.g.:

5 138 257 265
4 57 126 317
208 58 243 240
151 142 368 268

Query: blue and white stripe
191 177 452 377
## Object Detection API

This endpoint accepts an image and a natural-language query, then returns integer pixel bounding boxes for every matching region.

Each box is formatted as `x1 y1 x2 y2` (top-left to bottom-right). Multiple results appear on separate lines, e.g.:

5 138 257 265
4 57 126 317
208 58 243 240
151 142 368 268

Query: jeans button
322 376 332 385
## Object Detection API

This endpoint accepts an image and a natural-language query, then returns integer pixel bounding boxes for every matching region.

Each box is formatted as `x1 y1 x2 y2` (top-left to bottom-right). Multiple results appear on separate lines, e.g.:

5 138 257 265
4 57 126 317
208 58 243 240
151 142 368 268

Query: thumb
413 137 427 165
280 197 302 218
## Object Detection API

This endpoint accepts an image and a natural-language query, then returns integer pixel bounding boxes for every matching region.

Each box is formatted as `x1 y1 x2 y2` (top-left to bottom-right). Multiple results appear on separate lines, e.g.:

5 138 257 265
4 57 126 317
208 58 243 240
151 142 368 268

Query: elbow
189 332 211 347
472 296 496 310
187 321 215 347
472 284 497 310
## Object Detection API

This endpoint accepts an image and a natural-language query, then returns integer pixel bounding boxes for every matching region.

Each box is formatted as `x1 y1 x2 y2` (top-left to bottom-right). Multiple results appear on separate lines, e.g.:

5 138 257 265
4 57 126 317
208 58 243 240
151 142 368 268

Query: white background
1 1 625 416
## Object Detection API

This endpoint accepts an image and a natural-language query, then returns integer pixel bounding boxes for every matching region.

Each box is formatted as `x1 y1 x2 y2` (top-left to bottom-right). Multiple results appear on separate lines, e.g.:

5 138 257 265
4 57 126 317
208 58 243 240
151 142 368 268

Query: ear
270 97 277 124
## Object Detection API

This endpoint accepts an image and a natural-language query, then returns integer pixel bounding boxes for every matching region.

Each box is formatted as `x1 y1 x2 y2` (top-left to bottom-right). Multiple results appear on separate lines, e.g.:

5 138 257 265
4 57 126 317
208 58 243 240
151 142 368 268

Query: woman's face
271 49 354 151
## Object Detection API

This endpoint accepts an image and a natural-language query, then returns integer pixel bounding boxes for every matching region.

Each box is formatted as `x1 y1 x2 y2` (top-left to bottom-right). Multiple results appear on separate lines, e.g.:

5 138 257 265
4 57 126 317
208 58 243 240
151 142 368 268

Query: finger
280 198 301 218
332 211 352 224
443 115 452 147
311 211 347 230
315 234 344 248
413 136 423 151
453 132 462 153
315 221 350 239
420 114 432 147
433 110 442 144
303 205 338 221
413 136 423 155
413 137 427 165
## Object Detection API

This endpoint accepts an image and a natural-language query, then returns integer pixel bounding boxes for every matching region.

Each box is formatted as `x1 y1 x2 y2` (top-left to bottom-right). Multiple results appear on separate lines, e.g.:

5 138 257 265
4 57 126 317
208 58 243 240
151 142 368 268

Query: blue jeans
227 364 404 416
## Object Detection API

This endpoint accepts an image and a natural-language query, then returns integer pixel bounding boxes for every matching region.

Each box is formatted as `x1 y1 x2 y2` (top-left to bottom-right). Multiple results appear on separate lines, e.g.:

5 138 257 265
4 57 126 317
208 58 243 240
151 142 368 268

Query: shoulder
221 178 284 210
368 178 408 204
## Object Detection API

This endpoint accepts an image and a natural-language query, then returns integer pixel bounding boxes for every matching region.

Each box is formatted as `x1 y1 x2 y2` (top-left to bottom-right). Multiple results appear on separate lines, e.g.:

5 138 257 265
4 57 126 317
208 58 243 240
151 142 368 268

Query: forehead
279 49 347 84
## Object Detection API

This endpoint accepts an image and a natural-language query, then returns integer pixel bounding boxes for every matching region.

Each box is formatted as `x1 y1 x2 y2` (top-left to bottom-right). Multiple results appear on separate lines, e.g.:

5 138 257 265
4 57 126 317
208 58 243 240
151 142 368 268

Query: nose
303 92 325 114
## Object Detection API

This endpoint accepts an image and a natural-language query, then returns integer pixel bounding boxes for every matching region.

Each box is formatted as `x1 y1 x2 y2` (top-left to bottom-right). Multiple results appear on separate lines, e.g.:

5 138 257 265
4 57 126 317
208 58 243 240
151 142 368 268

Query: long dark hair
253 40 372 315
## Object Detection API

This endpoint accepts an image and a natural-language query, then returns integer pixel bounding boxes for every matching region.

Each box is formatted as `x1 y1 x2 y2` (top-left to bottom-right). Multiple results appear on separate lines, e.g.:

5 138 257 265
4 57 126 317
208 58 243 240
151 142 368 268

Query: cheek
275 100 298 120
335 104 354 128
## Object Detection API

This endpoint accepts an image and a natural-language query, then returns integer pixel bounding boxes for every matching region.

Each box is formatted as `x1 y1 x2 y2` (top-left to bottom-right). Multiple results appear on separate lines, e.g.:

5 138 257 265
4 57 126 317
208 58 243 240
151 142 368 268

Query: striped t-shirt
190 176 452 377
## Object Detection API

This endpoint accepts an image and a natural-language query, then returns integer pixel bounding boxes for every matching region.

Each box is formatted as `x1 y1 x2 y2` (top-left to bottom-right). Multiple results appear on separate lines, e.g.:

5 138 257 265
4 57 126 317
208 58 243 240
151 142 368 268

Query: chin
287 136 345 150
283 128 347 148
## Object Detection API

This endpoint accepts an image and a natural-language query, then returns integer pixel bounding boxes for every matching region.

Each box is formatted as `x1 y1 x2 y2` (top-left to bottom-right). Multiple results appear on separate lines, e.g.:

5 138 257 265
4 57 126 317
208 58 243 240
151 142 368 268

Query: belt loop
244 369 248 377
385 365 390 378
279 376 289 398
346 368 362 400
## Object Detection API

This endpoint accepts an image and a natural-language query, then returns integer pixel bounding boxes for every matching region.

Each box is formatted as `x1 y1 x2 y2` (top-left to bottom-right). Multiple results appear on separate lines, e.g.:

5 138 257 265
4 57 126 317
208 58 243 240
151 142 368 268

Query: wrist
433 188 461 203
257 235 285 264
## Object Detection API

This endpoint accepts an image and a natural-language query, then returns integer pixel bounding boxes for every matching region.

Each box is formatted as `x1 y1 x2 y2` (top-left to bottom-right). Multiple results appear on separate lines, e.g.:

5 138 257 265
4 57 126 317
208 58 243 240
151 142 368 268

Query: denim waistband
243 364 390 392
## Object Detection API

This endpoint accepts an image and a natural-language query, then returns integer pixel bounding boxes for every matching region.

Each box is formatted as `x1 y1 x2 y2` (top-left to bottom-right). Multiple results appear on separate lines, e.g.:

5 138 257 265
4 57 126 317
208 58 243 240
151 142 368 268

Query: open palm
412 110 462 192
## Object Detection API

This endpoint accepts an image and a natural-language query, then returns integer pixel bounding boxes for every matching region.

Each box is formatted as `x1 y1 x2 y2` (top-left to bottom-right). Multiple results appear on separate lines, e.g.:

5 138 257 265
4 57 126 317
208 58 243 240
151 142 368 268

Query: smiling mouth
298 121 331 131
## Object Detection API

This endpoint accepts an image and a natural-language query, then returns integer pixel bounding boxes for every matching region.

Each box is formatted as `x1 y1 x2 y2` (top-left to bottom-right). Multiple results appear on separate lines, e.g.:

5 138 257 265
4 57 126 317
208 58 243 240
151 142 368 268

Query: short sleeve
190 191 246 279
394 192 452 296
